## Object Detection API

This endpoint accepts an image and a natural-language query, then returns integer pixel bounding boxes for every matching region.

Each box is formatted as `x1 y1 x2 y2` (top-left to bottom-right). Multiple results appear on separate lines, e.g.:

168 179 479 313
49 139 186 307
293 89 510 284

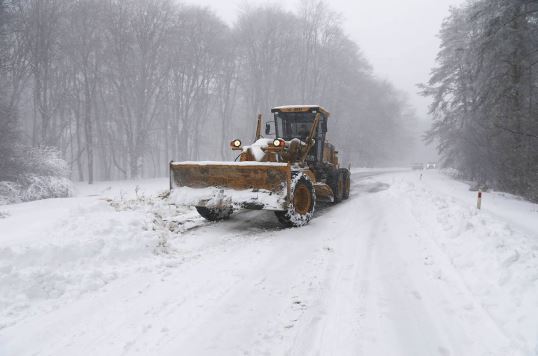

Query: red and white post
477 191 482 210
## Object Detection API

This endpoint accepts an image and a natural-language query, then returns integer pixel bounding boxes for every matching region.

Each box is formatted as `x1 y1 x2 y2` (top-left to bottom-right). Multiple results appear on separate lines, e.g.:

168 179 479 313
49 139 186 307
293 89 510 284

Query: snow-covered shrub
443 167 492 192
0 147 73 204
18 175 74 201
22 146 71 178
18 147 73 201
0 181 22 205
442 168 464 179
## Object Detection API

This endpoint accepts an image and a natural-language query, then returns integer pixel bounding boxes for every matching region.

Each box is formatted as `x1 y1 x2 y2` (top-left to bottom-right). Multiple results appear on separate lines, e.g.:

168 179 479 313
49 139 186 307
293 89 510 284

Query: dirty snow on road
0 170 537 356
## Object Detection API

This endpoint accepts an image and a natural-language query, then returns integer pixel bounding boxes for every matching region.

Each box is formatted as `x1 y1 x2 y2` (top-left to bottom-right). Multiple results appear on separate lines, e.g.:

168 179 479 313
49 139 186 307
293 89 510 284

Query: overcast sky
182 0 466 120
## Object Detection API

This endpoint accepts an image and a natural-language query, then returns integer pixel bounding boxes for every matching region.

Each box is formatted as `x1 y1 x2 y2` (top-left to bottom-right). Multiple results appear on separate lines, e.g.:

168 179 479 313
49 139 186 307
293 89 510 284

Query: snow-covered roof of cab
271 105 330 117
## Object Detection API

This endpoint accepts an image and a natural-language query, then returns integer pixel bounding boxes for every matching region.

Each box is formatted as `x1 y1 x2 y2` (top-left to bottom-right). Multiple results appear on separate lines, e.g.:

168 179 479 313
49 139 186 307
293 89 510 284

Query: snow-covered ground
0 170 537 356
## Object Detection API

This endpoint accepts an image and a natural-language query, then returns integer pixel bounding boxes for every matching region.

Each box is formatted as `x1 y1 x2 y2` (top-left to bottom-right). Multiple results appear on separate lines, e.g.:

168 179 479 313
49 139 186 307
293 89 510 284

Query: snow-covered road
1 170 537 356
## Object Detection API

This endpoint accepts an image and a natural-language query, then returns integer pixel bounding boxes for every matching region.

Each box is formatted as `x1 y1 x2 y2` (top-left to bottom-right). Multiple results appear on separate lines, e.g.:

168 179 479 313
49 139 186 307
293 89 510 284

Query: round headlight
232 139 241 147
273 138 282 147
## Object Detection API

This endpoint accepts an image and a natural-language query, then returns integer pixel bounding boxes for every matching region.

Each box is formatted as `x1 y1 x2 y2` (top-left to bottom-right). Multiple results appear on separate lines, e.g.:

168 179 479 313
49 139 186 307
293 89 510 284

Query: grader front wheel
275 173 316 227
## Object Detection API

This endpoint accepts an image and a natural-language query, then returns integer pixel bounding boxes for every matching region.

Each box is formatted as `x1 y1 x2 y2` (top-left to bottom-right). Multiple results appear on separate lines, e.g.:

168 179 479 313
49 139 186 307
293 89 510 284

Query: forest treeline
0 0 416 188
422 0 538 201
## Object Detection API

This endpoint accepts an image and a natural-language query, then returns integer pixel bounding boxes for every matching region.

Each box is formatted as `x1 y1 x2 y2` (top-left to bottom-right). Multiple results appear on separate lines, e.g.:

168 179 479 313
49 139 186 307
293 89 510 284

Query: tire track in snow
2 170 529 356
287 195 384 356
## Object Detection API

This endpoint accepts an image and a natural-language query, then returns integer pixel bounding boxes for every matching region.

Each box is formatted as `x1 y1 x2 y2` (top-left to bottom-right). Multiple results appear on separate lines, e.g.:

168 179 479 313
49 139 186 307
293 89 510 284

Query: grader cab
170 105 350 227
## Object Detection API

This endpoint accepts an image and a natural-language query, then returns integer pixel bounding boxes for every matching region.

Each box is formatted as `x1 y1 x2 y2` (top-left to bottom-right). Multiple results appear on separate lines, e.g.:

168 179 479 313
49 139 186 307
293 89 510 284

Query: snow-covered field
0 170 537 356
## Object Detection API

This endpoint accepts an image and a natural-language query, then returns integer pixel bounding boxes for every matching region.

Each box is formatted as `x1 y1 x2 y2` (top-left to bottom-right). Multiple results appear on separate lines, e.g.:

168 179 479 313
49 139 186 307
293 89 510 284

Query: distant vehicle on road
426 162 437 169
412 163 424 170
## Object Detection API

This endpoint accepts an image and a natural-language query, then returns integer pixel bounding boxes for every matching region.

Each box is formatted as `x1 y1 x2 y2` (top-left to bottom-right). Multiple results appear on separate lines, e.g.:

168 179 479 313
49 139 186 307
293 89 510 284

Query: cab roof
271 105 330 117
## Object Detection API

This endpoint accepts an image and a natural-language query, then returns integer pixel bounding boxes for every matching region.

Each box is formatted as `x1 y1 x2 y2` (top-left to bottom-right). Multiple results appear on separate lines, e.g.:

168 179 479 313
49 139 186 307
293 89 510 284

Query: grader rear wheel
341 169 351 200
275 173 316 227
329 170 344 203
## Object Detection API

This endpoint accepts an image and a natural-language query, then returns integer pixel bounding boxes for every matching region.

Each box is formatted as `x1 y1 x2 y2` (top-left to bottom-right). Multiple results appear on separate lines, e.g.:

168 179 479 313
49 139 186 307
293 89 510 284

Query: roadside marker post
477 191 482 209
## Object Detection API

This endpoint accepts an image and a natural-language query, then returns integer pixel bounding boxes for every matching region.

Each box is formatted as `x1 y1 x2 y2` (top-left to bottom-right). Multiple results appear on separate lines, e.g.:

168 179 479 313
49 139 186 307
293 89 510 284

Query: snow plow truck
169 105 350 227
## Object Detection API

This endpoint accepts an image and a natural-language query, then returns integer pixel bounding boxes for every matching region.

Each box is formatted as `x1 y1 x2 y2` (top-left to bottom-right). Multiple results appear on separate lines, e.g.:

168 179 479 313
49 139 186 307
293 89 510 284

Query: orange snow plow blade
169 161 291 210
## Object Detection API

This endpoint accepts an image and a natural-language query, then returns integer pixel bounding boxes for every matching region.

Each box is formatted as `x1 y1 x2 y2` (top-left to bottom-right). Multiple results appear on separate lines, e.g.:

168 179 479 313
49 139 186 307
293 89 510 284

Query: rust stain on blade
171 163 290 193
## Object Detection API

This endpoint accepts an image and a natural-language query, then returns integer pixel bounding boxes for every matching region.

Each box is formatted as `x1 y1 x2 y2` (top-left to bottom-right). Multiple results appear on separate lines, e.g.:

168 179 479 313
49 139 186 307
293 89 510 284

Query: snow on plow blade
169 161 291 211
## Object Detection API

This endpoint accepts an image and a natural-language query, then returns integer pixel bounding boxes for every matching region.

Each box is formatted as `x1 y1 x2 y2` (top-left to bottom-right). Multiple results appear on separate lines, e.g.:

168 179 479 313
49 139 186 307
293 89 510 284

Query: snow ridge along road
0 170 537 356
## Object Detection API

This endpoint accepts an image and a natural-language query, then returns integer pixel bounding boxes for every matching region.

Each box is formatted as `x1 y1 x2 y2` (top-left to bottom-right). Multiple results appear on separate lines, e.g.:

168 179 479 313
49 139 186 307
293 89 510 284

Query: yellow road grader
169 105 350 227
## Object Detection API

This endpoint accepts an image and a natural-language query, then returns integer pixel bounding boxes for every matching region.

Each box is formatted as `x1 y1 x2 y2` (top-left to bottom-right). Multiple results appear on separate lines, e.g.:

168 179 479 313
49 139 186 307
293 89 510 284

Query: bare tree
62 0 104 183
2 0 418 184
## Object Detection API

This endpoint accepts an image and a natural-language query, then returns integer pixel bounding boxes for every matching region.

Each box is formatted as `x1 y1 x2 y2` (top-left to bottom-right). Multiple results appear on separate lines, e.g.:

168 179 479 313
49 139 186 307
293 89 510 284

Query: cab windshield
274 112 316 141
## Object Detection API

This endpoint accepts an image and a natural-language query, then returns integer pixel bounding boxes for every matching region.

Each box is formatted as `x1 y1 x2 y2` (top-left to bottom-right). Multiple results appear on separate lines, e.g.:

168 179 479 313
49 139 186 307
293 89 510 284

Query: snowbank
0 178 200 331
379 170 538 354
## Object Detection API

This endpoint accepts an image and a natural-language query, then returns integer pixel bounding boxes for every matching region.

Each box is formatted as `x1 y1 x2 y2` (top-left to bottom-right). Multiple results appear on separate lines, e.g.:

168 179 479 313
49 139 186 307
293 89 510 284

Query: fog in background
184 0 465 116
1 0 429 189
3 0 535 202
183 0 466 161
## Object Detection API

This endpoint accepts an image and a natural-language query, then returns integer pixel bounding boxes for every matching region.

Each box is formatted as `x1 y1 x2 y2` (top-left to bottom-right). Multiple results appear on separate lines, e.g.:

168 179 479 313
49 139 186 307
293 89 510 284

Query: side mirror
265 123 271 135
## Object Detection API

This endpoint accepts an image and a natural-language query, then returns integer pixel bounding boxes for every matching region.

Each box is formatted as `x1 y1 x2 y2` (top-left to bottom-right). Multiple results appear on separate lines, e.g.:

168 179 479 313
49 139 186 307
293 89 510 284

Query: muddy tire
196 206 233 221
341 168 351 200
329 169 344 203
275 173 316 227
